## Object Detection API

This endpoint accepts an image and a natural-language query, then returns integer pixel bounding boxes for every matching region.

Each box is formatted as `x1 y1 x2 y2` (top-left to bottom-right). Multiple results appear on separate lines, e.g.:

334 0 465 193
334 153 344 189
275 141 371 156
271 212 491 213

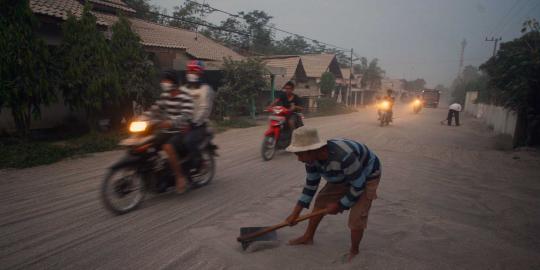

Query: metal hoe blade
238 227 278 250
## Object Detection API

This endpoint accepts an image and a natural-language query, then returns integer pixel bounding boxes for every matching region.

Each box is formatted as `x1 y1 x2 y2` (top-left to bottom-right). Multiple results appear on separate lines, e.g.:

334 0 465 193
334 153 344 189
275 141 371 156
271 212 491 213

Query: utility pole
458 39 467 76
485 37 502 57
347 48 353 106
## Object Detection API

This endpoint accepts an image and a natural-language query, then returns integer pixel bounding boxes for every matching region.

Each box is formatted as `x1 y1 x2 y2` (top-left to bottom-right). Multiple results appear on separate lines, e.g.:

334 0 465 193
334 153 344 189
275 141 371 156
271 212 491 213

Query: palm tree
356 57 385 90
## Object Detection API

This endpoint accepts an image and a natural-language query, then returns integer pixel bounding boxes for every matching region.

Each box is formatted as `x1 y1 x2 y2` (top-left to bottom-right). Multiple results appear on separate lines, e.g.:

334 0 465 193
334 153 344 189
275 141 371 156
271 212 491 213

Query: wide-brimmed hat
286 127 326 153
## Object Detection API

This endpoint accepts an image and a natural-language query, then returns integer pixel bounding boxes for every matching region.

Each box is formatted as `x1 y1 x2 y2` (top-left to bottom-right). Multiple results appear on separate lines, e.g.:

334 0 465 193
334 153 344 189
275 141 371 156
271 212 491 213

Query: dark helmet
161 69 179 85
284 81 295 89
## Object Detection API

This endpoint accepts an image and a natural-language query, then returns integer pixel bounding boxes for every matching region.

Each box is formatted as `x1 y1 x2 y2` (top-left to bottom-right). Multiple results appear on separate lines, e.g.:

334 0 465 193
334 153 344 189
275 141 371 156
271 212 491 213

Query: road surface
1 104 540 270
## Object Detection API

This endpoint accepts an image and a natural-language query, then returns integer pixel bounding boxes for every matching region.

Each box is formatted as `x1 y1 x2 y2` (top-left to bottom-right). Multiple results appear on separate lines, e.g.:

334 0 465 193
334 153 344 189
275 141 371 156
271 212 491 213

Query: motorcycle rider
380 89 395 121
181 60 215 169
269 81 304 131
150 70 195 194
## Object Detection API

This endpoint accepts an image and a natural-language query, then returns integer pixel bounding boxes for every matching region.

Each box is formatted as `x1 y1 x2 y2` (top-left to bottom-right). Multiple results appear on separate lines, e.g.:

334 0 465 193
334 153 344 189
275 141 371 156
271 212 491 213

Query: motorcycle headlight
380 101 390 110
129 121 148 133
414 100 421 105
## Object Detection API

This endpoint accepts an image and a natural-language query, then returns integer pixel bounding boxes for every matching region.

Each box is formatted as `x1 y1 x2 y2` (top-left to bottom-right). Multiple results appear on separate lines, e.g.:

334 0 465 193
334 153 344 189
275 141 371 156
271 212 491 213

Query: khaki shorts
314 175 380 230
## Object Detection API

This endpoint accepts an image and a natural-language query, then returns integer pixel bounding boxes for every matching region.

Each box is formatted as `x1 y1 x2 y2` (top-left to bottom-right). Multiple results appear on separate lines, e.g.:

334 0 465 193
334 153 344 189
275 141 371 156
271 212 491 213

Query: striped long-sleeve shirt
151 89 194 129
298 139 381 209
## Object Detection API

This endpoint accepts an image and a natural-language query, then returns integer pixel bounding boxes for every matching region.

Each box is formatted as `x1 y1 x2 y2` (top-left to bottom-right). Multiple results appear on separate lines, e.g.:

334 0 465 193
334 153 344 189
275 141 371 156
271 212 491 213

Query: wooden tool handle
237 209 328 242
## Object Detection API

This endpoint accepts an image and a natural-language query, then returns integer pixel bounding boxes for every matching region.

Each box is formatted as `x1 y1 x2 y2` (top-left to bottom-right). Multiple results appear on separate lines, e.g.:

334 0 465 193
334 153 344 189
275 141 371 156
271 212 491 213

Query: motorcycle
378 100 392 126
101 115 218 215
261 106 303 161
412 98 423 114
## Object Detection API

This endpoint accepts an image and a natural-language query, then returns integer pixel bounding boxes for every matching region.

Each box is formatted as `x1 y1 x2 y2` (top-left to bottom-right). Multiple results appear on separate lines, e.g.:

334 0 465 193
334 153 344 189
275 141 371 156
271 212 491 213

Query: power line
487 0 523 37
495 0 535 37
137 9 252 37
184 0 349 51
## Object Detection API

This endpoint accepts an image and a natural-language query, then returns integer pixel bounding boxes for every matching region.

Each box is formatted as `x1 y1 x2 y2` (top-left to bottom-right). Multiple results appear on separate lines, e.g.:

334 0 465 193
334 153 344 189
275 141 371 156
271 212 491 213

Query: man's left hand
326 202 342 215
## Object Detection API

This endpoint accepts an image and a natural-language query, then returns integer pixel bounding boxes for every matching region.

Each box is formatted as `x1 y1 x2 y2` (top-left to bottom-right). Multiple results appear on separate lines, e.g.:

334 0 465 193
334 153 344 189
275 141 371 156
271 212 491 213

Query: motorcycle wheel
261 136 276 161
101 167 145 215
189 150 215 188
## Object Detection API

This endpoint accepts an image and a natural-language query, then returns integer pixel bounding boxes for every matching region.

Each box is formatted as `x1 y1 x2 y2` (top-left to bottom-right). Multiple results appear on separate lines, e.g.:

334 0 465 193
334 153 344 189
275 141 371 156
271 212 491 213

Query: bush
0 131 124 169
316 97 356 115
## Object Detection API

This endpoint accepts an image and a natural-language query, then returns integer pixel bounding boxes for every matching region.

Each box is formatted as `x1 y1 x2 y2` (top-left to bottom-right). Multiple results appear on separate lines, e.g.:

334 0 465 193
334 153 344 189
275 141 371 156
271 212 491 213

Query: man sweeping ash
284 127 382 262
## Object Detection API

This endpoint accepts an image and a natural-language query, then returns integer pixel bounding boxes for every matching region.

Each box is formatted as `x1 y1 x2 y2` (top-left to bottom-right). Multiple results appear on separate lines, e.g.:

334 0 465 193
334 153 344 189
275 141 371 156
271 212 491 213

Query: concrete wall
465 91 517 137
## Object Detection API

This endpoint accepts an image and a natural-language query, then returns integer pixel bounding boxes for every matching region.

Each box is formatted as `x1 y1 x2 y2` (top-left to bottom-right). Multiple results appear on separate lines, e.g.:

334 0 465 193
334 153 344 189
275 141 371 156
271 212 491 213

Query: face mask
160 82 174 91
186 73 199 83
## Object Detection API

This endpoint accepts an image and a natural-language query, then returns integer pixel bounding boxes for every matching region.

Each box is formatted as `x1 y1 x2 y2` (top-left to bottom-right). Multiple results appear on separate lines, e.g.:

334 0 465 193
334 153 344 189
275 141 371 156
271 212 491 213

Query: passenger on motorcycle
181 60 215 170
149 70 195 194
269 81 304 130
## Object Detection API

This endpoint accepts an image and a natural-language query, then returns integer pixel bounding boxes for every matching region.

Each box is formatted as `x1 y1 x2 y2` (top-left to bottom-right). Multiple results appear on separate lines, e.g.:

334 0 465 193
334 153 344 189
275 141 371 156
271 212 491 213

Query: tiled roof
88 0 135 13
96 13 242 60
300 53 339 78
30 0 243 61
30 0 108 25
263 56 303 89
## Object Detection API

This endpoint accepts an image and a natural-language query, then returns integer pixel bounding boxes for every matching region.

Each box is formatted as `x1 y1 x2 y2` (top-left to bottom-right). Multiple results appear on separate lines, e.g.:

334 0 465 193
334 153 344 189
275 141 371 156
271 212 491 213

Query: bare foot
288 235 314 245
176 178 188 194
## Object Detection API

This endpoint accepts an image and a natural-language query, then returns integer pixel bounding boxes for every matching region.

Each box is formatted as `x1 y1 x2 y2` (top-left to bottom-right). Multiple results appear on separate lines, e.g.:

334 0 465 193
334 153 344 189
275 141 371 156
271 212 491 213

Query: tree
356 57 384 90
110 16 159 124
273 35 312 55
207 17 248 51
319 72 336 96
450 65 485 104
434 84 447 91
214 57 268 118
240 10 274 54
123 0 163 23
480 19 540 146
59 4 120 126
0 0 56 135
168 1 212 31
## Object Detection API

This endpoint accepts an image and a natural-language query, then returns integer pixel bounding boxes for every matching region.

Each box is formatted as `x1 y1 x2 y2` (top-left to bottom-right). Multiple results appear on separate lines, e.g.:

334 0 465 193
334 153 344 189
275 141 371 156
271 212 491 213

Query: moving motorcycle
378 100 392 126
101 115 217 215
412 98 423 114
261 106 303 161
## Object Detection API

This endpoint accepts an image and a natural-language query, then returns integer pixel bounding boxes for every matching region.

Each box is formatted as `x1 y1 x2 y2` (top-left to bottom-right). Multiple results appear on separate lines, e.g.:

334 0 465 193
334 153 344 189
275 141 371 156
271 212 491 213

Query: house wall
465 91 517 137
146 47 189 70
0 95 85 133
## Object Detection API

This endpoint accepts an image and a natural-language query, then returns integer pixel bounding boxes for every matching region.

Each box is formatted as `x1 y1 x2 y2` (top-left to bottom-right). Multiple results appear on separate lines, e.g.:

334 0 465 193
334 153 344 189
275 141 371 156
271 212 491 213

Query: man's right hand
285 212 300 226
285 204 303 226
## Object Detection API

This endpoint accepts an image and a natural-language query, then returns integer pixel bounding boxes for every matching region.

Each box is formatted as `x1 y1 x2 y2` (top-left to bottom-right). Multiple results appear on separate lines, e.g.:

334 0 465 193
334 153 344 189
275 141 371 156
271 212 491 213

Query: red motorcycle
261 106 303 160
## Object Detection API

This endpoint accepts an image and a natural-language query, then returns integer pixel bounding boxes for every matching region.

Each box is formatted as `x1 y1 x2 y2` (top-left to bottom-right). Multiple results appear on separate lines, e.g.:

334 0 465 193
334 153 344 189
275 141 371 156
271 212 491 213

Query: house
29 0 243 71
299 53 343 110
262 56 310 108
261 53 343 112
1 0 245 132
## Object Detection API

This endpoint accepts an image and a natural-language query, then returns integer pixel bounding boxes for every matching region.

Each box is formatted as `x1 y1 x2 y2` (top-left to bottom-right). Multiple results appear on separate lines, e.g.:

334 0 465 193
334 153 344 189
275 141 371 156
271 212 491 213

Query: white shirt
182 84 214 126
449 103 462 112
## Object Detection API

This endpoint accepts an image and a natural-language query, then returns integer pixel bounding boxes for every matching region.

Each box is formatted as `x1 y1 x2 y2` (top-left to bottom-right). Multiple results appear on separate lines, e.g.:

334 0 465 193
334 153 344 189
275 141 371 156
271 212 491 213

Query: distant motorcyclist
269 81 304 130
378 89 395 121
181 60 215 168
147 70 194 194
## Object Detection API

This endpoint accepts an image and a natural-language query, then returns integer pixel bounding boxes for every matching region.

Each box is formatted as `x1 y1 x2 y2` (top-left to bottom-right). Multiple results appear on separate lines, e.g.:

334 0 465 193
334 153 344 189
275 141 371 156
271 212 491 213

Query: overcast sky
152 0 540 87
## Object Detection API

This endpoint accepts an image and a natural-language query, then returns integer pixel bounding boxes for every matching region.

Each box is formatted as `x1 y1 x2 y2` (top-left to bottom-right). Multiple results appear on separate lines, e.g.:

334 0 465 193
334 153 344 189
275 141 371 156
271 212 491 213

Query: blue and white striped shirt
298 139 381 209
